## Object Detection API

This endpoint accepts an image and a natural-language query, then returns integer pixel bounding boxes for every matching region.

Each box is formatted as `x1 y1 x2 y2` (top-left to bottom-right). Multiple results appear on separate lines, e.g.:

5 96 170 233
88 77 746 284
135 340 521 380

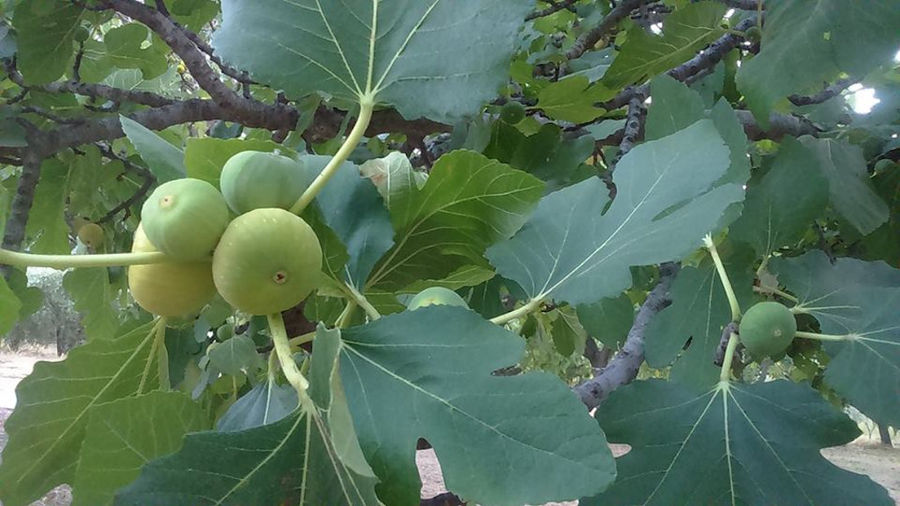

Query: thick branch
1 146 46 252
736 110 818 140
788 77 854 106
566 0 645 60
306 107 451 144
573 262 679 409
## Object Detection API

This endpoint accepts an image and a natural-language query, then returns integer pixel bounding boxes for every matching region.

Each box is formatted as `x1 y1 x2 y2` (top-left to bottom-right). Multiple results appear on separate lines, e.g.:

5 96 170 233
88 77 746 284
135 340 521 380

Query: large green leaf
644 247 755 390
102 23 169 80
487 120 742 306
366 150 543 291
306 156 394 289
63 268 120 341
737 0 900 124
730 138 829 257
120 116 186 183
216 379 298 432
584 380 892 505
25 158 70 254
117 327 380 505
601 2 727 90
212 0 530 122
536 76 611 123
799 137 889 235
771 250 900 426
11 1 83 84
71 392 209 506
0 275 22 335
338 306 616 505
576 294 634 349
0 322 159 506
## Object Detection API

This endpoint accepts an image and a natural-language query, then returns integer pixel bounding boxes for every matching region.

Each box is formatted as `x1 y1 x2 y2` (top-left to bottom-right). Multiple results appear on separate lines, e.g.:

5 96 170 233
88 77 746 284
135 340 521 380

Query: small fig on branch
128 223 217 317
500 101 526 124
212 208 322 315
76 222 104 250
738 301 797 359
220 151 309 214
141 178 230 260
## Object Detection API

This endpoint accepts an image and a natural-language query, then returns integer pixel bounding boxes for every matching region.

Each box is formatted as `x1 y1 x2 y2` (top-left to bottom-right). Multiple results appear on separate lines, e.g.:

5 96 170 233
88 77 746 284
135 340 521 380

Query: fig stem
289 100 375 215
752 285 799 303
0 248 174 270
336 300 358 328
794 330 849 342
289 331 316 351
155 317 171 391
345 283 380 321
490 297 544 325
267 312 310 395
719 332 740 382
703 234 742 321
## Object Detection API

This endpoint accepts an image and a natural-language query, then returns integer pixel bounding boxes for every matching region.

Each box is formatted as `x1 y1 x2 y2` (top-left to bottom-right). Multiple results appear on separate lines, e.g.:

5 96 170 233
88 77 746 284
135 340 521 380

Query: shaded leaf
71 392 209 506
207 334 261 376
601 2 727 90
216 379 298 432
25 158 70 254
103 24 169 80
737 0 900 124
120 116 186 183
0 322 159 506
771 250 900 426
63 268 119 341
585 380 892 505
0 275 22 336
577 294 634 349
645 74 706 141
212 0 530 123
12 1 82 84
367 150 543 291
799 137 889 235
487 120 742 306
339 306 616 505
730 138 829 257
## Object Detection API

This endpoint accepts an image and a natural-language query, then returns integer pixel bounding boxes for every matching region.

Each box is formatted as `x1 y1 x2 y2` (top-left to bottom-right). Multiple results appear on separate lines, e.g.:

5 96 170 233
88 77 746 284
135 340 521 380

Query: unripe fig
141 178 229 260
407 286 468 310
216 323 234 341
74 26 90 43
128 223 217 317
500 101 526 124
220 151 309 214
212 208 322 315
739 301 797 359
77 222 104 249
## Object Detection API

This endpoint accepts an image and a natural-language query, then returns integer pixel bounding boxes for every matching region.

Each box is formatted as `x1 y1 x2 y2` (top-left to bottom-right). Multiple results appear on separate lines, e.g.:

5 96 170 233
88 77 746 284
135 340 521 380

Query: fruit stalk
267 312 310 394
490 297 544 325
719 332 740 383
345 283 381 321
703 234 741 321
0 248 173 270
155 317 171 391
289 101 375 215
794 330 849 342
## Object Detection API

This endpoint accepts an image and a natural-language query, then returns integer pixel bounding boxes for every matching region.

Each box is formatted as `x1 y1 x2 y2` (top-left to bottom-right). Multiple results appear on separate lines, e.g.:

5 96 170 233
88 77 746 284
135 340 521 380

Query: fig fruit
77 222 104 250
141 178 229 260
407 287 468 310
212 208 322 315
128 223 217 317
500 101 526 124
739 301 797 359
219 151 309 214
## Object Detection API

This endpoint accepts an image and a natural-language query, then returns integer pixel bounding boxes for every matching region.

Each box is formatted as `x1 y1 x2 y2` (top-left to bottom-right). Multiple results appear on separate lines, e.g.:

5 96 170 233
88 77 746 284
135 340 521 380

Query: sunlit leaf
120 116 186 183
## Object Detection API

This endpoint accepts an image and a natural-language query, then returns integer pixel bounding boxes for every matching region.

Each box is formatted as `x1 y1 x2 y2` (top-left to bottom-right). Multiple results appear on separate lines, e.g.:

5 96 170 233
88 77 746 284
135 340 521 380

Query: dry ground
1 350 897 505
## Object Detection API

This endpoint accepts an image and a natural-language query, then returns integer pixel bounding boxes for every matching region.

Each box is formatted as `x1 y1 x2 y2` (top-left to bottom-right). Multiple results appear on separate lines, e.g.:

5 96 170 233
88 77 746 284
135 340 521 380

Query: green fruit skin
128 224 217 317
212 208 323 315
220 151 309 214
500 101 526 124
407 287 468 310
739 301 797 359
141 178 230 261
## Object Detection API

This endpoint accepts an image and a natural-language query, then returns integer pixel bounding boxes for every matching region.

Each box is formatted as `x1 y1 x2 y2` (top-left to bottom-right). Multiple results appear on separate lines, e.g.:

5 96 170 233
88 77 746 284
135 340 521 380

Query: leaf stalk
703 234 742 321
267 313 310 396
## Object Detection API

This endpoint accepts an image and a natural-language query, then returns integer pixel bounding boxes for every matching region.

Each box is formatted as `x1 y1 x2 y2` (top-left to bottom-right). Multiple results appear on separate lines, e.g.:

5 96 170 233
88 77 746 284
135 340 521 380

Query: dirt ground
1 350 897 505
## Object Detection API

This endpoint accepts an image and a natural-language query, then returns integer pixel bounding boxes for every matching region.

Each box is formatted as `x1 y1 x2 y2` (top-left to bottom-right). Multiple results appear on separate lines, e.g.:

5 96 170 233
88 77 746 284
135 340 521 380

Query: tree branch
566 0 645 60
573 262 679 409
526 0 578 21
1 145 46 252
95 144 157 223
718 0 763 9
788 77 854 106
735 110 818 140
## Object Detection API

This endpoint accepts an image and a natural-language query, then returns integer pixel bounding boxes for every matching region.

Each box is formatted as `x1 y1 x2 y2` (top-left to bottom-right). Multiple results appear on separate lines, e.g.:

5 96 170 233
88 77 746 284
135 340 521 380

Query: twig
526 0 578 21
713 321 740 367
572 262 680 409
788 77 854 106
566 0 645 60
718 0 763 9
20 106 86 125
95 144 157 223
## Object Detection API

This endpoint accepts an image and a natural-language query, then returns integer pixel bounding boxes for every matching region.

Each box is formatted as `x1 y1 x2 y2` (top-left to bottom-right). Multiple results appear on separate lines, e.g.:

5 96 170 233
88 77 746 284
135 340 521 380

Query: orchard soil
1 349 898 505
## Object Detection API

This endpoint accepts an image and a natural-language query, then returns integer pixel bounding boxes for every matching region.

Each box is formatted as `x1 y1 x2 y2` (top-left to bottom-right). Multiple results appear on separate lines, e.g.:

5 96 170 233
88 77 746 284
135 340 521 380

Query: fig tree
212 208 322 315
407 286 468 310
128 223 217 317
220 151 309 214
141 178 230 260
739 301 797 359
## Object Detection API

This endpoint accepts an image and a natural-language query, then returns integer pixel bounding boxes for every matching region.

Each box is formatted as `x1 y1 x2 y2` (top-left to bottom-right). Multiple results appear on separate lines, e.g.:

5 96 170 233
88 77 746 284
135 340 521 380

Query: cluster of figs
129 151 323 317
